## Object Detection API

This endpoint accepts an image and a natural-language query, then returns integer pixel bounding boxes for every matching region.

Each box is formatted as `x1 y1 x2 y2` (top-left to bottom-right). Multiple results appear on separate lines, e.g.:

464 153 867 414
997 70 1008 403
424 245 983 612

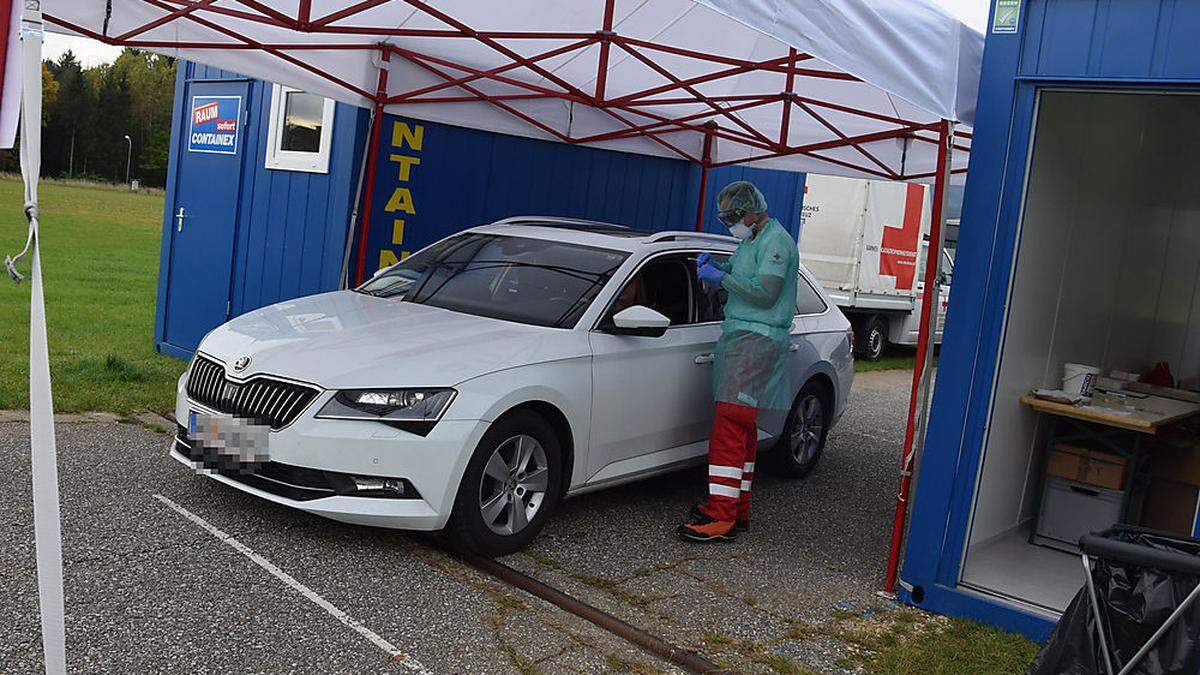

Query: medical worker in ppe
678 180 799 542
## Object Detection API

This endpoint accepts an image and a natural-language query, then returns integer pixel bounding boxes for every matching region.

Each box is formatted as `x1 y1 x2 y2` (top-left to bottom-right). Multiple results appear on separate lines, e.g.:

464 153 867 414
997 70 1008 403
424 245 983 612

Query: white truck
798 173 952 361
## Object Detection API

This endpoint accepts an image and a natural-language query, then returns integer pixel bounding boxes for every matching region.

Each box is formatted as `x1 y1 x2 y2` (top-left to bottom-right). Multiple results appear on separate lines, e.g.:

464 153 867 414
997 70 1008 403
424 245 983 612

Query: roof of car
471 216 740 253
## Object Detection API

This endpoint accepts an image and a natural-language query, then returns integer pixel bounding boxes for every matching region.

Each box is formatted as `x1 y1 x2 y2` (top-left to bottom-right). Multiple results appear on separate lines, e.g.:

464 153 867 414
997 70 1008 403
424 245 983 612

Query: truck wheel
858 316 887 361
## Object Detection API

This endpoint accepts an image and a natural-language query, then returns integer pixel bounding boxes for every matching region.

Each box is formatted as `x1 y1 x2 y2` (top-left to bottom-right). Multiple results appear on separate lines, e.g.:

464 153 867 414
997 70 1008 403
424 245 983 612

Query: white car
172 218 855 555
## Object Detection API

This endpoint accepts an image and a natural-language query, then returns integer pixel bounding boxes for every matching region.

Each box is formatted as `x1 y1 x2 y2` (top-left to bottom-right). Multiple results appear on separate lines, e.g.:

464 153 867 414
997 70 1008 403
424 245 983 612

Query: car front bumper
173 382 489 532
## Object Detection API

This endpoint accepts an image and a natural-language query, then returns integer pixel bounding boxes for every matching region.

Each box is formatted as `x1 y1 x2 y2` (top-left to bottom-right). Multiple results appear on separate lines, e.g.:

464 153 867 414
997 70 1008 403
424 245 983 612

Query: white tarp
42 0 980 181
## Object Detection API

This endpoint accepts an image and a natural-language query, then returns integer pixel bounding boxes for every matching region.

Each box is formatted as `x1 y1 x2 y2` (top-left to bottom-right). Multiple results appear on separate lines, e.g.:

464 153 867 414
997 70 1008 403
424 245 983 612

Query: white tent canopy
12 4 981 671
44 0 980 181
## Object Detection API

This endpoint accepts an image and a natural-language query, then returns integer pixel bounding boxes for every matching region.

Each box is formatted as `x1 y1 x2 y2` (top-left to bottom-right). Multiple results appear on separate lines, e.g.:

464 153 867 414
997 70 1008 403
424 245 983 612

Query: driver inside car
610 272 649 315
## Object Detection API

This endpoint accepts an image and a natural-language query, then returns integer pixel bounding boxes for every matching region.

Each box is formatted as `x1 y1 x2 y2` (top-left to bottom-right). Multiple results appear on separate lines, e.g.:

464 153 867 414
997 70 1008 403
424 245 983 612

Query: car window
604 254 695 327
357 233 628 328
796 273 827 315
696 253 730 323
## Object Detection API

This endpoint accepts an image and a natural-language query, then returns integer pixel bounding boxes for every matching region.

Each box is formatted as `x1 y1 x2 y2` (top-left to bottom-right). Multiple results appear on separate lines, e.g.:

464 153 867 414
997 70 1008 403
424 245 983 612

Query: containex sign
188 95 241 155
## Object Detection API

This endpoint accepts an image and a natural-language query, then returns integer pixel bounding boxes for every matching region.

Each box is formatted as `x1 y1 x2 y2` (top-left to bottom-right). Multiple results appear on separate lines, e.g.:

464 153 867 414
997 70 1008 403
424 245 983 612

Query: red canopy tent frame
45 0 963 595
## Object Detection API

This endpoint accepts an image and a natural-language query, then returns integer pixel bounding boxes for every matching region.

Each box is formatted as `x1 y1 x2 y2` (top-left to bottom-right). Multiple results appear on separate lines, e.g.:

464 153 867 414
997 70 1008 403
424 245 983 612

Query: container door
162 80 249 352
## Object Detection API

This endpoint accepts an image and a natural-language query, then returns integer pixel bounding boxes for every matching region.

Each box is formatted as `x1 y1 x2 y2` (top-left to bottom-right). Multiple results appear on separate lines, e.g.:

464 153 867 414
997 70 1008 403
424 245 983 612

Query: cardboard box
1141 478 1199 536
1046 443 1128 490
1150 433 1200 486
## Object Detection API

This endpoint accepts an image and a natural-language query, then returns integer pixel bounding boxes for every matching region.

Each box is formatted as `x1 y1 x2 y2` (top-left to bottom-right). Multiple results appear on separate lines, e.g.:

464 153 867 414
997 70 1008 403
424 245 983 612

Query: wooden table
1018 393 1200 435
1020 393 1200 550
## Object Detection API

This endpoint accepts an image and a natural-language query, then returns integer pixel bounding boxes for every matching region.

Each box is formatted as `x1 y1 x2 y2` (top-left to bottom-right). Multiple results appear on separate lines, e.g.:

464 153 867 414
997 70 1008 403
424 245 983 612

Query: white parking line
152 494 430 674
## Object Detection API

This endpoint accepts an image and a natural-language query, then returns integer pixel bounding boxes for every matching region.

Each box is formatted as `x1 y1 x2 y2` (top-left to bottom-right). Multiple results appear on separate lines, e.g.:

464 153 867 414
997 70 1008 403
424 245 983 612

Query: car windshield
356 233 629 328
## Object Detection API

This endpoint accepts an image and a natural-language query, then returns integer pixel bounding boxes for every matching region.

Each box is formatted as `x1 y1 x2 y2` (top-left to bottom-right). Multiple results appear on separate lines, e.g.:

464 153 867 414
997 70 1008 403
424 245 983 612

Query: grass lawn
830 608 1039 674
0 175 185 415
855 346 941 373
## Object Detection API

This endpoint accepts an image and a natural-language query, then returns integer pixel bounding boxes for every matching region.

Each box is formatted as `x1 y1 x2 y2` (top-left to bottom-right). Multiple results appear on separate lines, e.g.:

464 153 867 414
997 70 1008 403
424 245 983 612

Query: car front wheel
445 410 563 557
767 381 831 478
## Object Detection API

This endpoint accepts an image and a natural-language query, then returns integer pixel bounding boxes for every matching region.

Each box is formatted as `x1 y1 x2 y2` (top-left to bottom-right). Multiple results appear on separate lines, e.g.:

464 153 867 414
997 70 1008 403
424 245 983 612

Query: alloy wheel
790 395 825 465
478 434 549 536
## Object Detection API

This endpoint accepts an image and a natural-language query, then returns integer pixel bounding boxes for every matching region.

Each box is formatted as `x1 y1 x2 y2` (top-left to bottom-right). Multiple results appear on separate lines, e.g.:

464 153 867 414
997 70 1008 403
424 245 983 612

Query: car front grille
185 355 320 430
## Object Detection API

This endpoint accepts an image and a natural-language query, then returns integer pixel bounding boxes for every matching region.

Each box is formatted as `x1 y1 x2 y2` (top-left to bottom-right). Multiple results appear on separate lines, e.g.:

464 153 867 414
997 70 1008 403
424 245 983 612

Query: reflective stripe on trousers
703 401 758 522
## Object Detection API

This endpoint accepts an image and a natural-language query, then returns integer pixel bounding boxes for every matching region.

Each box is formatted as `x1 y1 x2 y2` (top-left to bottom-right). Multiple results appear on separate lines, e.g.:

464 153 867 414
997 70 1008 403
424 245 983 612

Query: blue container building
900 0 1200 639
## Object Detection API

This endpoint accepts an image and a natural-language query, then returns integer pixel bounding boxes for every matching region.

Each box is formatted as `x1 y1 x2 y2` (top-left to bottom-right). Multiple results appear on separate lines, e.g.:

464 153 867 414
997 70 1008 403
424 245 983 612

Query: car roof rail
489 216 639 234
644 231 739 245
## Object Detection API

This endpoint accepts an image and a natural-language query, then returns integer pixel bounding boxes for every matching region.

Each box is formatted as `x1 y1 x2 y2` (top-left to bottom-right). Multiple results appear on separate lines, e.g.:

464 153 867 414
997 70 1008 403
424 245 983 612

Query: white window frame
264 83 336 173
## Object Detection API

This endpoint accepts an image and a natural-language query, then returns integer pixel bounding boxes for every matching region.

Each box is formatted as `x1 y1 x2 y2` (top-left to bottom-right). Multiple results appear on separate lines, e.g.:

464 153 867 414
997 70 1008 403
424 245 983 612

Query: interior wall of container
962 90 1200 590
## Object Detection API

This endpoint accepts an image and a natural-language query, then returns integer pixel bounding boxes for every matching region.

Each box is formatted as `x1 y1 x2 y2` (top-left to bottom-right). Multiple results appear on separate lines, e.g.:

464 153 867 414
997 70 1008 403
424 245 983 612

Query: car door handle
789 343 800 352
694 353 715 365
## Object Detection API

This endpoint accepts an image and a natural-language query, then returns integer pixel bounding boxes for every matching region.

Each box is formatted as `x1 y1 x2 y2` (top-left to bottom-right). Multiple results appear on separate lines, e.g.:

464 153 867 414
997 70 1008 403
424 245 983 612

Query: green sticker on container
993 0 1020 33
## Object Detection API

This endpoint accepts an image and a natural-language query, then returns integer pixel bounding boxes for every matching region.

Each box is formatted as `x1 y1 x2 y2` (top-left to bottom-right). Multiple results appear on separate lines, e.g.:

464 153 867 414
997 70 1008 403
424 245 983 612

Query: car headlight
316 388 456 436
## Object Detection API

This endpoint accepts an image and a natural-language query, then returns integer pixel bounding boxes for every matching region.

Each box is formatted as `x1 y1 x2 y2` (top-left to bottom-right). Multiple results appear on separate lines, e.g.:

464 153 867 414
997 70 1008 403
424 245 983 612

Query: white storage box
1034 476 1123 552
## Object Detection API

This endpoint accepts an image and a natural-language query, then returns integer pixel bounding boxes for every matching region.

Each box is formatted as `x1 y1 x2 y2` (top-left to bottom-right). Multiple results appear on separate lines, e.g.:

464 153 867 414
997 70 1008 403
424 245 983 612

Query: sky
42 0 990 67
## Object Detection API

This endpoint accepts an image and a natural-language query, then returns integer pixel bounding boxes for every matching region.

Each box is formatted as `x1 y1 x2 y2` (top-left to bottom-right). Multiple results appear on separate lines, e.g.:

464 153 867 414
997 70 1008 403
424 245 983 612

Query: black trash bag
1028 527 1200 675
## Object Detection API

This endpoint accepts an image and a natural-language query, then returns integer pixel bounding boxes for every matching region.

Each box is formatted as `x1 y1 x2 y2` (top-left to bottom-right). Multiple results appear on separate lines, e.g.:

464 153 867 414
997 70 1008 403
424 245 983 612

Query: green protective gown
712 218 799 411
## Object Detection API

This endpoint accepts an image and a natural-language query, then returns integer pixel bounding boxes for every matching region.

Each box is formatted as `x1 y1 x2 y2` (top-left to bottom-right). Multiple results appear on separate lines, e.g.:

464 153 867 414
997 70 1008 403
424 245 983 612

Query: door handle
176 207 187 232
789 343 800 352
694 353 715 365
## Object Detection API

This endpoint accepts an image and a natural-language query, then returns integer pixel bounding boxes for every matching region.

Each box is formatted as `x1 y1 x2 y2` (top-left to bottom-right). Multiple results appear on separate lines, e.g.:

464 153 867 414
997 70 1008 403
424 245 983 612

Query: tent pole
884 119 954 594
353 47 391 286
694 122 716 231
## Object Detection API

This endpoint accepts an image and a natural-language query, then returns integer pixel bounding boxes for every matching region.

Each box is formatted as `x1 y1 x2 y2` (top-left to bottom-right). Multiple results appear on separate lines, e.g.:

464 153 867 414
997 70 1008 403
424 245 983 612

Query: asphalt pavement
1 369 914 674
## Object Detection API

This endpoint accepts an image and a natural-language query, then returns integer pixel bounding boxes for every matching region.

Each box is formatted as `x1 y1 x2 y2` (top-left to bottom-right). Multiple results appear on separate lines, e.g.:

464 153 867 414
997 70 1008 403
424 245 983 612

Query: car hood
198 291 580 388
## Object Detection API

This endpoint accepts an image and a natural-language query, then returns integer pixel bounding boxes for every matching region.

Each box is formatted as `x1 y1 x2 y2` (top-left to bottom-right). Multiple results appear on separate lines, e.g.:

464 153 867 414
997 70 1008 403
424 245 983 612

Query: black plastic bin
1029 525 1200 675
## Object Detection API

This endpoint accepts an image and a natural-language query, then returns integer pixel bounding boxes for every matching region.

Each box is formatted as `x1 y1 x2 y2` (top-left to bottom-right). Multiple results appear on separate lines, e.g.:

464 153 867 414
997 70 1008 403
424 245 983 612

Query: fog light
351 476 405 494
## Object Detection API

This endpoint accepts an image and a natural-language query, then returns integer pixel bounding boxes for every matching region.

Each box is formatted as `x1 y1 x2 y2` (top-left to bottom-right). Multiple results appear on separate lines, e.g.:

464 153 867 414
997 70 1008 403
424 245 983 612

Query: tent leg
884 119 954 594
694 123 716 231
353 48 391 286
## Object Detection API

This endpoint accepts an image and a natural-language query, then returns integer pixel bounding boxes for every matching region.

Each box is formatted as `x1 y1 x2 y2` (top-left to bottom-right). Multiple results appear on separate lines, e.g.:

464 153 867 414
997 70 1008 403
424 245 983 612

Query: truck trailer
798 173 952 361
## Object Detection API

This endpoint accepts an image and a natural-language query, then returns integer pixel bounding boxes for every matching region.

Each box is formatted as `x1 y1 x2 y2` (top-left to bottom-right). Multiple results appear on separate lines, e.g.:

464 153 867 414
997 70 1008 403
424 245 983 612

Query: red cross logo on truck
878 184 924 291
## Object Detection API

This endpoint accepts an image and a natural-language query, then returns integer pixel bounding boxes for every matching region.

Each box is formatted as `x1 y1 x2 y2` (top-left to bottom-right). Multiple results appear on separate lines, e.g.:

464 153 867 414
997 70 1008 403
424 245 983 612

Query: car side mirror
607 305 670 337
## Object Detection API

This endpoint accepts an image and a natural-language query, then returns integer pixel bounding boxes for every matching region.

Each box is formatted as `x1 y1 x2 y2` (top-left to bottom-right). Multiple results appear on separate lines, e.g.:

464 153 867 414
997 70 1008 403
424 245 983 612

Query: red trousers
701 401 758 522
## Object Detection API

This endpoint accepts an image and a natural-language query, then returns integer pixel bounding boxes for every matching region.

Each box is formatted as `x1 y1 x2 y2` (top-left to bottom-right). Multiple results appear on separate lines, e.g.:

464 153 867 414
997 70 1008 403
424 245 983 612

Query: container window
265 84 335 173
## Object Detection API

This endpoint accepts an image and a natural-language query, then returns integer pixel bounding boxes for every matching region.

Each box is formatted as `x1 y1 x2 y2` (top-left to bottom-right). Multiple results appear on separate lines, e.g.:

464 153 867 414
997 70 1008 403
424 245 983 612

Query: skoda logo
232 356 251 372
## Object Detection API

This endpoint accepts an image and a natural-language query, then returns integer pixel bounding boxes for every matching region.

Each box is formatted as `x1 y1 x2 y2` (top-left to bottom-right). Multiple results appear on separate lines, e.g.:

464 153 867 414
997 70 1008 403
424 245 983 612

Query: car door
586 251 723 481
769 271 832 436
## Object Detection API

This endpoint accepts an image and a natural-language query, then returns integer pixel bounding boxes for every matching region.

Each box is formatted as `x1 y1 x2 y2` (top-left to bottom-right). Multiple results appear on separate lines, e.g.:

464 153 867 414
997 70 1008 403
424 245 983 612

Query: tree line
2 48 176 188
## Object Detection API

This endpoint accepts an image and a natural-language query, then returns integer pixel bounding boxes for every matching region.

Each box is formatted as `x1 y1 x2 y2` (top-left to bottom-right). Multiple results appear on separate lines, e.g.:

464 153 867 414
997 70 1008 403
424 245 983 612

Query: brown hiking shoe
690 504 750 532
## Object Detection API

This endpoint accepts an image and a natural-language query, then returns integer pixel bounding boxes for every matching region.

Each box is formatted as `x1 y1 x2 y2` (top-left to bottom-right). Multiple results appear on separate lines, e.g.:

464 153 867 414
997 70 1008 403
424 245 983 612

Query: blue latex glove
697 261 725 285
697 252 712 268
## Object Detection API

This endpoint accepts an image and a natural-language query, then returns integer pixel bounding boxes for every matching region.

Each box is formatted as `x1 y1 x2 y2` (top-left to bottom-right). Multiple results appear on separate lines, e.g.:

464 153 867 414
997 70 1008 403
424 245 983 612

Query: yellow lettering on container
392 219 405 245
389 154 421 182
391 122 424 151
378 249 399 270
385 187 415 214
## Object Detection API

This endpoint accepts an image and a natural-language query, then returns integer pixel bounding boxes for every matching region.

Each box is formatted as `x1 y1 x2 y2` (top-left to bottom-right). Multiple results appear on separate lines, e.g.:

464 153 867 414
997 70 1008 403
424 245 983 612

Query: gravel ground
1 369 914 674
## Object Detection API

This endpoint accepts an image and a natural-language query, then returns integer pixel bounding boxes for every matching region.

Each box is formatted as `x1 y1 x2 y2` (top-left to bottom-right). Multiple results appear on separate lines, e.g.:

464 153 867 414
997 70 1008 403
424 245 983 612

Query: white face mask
728 222 753 241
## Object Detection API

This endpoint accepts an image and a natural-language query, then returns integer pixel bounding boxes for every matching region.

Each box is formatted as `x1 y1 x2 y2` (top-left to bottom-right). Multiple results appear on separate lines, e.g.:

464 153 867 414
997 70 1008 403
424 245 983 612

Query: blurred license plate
188 411 270 465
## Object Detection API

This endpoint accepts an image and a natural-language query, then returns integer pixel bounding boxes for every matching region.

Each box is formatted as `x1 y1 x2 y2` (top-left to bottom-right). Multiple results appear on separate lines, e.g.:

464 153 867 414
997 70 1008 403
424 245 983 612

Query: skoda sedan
172 217 854 555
